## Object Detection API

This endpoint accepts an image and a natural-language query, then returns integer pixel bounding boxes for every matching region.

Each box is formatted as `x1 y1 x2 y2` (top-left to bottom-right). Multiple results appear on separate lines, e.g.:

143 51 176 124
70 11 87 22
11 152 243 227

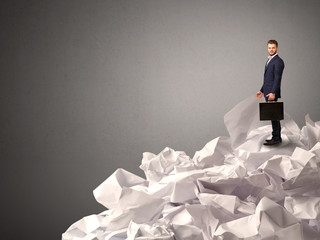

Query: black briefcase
259 101 284 121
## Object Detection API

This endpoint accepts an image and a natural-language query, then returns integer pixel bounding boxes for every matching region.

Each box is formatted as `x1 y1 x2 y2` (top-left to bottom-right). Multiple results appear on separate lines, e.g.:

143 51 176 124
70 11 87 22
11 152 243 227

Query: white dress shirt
266 53 278 66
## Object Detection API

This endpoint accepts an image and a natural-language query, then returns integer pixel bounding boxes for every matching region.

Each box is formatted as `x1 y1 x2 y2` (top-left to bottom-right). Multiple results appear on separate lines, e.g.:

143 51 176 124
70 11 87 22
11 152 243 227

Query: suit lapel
265 55 278 73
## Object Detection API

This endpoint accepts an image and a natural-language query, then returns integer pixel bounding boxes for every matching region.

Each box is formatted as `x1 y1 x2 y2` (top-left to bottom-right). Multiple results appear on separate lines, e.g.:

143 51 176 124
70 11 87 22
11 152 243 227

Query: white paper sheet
93 168 148 209
215 197 303 239
63 96 320 240
126 221 175 240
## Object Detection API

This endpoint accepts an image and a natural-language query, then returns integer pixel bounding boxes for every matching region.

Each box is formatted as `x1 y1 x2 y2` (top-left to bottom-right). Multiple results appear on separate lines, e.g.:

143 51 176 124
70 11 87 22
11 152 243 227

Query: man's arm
271 59 285 96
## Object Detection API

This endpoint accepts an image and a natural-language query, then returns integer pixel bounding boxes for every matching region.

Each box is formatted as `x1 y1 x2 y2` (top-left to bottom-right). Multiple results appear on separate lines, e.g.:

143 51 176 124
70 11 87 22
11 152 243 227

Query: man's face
267 43 278 56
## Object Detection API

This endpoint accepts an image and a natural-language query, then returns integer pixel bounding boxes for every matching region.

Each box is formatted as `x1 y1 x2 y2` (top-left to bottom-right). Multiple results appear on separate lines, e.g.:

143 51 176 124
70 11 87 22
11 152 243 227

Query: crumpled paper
214 196 303 239
62 95 320 240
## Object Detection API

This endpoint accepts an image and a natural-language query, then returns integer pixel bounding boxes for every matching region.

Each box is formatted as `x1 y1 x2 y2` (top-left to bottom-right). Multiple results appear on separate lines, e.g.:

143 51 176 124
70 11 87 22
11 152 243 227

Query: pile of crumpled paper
62 96 320 240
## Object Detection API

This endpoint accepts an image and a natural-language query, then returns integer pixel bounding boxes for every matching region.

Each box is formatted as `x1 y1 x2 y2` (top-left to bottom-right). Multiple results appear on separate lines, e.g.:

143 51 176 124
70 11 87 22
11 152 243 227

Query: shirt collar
268 53 278 60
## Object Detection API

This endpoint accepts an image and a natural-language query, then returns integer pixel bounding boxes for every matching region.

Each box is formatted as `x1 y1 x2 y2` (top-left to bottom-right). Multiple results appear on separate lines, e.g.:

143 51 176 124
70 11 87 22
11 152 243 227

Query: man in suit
256 40 285 146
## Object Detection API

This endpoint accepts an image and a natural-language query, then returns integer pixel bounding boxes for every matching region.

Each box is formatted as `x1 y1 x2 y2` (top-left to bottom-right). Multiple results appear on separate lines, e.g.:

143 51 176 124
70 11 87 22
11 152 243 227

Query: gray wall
1 0 320 239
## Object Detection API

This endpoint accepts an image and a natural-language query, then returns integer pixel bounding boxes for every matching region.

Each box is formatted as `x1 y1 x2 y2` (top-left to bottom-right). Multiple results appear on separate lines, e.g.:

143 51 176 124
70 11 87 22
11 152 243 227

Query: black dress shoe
265 139 273 143
263 138 282 146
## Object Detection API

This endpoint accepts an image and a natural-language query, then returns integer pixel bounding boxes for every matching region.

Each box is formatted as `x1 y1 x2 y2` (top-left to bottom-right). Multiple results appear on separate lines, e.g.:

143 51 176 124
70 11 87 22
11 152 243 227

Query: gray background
1 0 320 239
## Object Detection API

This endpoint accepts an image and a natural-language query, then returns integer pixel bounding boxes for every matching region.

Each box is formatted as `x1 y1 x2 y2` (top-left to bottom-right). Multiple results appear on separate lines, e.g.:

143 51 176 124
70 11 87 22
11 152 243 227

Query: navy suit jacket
260 55 285 99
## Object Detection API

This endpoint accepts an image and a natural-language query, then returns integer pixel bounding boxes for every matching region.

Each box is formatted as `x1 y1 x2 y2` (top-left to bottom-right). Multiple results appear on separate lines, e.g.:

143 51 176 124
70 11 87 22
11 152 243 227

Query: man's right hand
256 91 263 99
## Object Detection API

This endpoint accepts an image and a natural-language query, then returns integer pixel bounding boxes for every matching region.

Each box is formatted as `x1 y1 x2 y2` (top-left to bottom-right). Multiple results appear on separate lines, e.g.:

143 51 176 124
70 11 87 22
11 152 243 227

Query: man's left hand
266 93 275 101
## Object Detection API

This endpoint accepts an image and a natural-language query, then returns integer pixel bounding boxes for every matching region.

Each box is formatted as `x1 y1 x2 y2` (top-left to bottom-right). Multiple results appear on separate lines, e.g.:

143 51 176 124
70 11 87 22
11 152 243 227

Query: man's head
267 40 278 56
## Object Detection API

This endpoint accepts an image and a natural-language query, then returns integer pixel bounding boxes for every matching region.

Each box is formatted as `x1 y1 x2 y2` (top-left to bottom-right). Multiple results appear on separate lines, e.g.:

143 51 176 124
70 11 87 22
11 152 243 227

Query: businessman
256 40 285 146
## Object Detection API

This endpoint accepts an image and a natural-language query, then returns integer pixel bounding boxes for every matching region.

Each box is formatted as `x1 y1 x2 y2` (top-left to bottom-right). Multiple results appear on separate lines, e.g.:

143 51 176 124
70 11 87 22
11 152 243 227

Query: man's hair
267 40 278 47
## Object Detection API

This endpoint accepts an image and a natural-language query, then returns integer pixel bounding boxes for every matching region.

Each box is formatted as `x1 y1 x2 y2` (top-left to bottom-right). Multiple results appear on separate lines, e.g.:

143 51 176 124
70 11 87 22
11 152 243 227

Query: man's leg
265 97 282 145
271 120 281 140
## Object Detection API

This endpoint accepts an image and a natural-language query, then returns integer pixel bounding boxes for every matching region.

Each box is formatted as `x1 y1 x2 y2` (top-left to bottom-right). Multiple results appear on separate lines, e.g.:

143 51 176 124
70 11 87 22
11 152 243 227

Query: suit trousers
265 97 282 140
271 119 281 140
